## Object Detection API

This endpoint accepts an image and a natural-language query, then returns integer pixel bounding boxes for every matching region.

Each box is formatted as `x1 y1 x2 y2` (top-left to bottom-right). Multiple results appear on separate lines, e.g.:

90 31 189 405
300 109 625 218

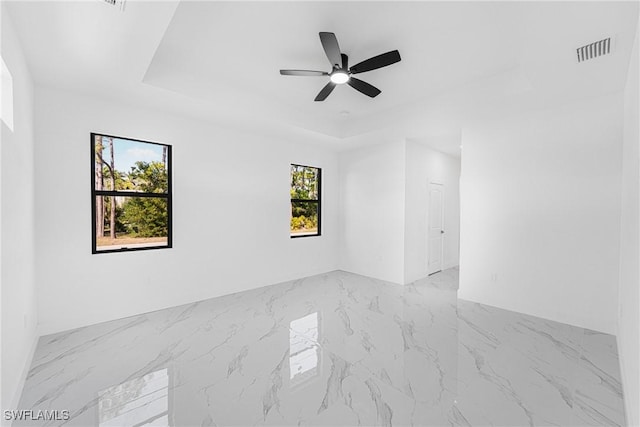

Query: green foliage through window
290 164 321 237
92 134 172 253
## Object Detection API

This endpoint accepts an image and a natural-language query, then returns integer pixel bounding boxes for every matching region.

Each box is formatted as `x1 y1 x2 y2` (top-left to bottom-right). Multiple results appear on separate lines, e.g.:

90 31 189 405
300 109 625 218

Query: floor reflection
289 312 320 387
98 368 170 427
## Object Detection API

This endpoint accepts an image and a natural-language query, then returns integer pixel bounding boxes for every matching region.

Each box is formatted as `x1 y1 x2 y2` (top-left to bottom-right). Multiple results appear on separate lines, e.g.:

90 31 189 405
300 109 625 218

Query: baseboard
617 335 640 427
37 266 345 338
617 338 630 427
457 288 616 335
442 262 459 271
4 333 39 427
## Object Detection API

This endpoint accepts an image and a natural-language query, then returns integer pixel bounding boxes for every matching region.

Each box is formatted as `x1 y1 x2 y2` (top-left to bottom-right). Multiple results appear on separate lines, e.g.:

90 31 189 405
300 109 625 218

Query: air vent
100 0 126 11
576 38 611 63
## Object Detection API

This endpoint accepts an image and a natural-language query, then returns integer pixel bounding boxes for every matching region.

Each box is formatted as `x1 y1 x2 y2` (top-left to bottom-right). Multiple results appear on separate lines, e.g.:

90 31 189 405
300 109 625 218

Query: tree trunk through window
108 137 116 239
95 135 104 238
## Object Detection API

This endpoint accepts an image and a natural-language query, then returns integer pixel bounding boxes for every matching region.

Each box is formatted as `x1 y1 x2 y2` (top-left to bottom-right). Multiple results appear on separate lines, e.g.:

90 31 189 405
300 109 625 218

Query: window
91 133 172 253
290 164 321 237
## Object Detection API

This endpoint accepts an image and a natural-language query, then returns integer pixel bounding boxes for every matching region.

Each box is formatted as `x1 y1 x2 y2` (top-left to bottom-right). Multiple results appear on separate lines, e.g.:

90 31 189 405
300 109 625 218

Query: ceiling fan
280 32 401 102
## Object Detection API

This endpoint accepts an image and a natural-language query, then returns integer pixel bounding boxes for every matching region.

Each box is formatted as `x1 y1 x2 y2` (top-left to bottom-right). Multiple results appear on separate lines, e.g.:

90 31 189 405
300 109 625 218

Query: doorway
428 182 444 275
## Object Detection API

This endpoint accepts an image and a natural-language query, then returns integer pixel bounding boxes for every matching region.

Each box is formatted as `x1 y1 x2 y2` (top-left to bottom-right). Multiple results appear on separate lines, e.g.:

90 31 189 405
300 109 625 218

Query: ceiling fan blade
348 77 381 98
314 82 336 101
319 32 342 69
280 70 328 76
350 50 401 74
341 53 349 70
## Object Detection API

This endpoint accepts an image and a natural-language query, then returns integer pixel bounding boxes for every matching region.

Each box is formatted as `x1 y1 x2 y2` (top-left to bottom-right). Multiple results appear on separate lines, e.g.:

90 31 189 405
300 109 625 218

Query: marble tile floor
16 268 626 426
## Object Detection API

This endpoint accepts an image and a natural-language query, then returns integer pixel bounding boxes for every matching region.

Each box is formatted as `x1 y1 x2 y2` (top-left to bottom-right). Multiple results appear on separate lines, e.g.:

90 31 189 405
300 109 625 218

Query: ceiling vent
101 0 126 12
576 37 611 63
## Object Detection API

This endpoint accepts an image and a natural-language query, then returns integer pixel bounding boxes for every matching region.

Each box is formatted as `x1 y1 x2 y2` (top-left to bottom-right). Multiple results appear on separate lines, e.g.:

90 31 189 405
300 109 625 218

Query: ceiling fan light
330 71 350 84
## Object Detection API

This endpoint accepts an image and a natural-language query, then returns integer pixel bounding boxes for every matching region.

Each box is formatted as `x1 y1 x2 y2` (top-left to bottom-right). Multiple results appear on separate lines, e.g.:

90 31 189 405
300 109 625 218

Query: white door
428 183 444 275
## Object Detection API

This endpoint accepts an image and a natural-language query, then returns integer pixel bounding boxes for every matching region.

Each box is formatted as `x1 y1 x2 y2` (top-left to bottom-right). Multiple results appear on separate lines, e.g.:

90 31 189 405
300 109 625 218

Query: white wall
34 87 339 335
0 5 38 418
338 140 460 285
338 141 406 284
459 93 623 334
404 141 460 283
618 15 639 427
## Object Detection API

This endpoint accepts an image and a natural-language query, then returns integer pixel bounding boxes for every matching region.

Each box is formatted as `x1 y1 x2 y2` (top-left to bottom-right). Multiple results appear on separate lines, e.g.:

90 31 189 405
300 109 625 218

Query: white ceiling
5 1 639 155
